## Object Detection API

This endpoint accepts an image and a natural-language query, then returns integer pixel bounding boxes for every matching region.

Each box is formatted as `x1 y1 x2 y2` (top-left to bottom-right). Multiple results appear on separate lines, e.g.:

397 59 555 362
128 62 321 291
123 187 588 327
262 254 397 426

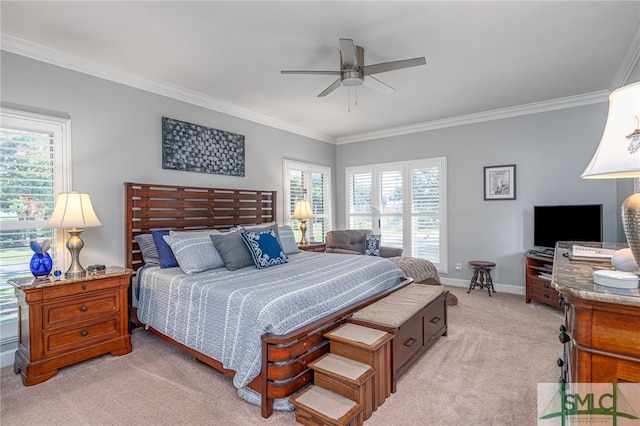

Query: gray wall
336 104 625 288
2 51 633 290
1 52 335 269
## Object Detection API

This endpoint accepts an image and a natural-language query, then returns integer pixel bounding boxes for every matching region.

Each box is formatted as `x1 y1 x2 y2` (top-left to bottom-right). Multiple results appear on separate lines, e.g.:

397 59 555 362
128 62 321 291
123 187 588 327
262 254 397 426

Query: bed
124 182 411 418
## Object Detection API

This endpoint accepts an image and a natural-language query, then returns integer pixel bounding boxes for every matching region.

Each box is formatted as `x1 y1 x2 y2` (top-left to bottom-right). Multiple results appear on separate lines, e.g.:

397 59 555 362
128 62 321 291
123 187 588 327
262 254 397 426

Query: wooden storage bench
348 283 448 392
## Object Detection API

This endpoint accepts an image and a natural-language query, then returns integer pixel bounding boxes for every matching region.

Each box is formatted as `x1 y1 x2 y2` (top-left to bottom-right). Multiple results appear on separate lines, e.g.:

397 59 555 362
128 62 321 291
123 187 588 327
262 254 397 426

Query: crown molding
610 22 640 90
336 91 609 144
1 32 613 147
0 33 337 144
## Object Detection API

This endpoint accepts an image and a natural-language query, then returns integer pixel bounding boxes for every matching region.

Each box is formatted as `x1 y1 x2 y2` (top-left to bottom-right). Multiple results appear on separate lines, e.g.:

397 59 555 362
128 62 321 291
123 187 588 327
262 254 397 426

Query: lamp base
622 192 640 270
65 228 87 279
299 219 309 246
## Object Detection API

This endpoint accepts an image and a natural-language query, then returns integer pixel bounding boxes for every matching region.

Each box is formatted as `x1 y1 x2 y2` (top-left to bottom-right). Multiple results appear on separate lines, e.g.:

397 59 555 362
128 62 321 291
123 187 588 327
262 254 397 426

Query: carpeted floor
0 285 563 425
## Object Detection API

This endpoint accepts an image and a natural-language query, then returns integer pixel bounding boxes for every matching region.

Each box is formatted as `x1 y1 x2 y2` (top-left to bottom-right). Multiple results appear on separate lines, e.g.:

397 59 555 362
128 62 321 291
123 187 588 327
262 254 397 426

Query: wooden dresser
9 267 132 385
552 242 640 383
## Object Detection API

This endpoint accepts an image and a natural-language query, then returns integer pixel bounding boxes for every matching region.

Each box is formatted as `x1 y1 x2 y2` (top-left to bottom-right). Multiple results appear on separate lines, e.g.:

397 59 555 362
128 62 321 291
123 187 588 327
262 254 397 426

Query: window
283 159 332 242
346 157 447 271
0 108 70 349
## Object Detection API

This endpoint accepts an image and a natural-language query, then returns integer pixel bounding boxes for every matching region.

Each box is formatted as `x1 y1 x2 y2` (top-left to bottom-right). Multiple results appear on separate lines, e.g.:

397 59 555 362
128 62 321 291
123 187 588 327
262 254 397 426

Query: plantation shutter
346 157 447 270
347 171 373 229
283 159 332 242
379 168 404 248
410 165 443 263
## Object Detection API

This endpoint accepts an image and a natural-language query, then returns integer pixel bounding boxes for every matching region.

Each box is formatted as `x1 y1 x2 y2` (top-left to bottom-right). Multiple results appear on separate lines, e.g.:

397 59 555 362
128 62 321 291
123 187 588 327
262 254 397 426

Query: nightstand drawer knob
430 316 441 324
81 330 88 337
80 305 88 312
82 285 87 290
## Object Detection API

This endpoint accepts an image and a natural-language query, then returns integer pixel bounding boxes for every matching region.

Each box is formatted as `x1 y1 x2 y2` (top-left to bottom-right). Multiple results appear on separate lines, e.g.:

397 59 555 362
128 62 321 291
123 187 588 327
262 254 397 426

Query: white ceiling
1 1 639 143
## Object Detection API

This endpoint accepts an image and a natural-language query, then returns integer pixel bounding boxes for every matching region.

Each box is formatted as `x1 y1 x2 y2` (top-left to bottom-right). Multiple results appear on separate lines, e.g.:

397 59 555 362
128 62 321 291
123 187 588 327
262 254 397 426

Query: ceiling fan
281 38 427 97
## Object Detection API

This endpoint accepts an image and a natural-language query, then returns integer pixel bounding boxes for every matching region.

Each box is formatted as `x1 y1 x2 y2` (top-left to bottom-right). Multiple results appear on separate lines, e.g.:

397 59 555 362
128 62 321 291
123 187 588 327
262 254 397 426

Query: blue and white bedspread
136 251 404 393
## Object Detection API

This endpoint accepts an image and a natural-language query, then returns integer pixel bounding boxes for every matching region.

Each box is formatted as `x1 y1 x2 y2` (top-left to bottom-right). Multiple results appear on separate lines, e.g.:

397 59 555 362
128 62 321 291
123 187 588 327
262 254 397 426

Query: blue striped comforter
137 252 404 391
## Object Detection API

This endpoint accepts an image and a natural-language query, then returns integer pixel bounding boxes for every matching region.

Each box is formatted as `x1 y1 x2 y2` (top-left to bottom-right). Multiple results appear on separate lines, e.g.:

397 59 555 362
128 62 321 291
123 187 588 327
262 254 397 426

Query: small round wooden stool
467 261 496 297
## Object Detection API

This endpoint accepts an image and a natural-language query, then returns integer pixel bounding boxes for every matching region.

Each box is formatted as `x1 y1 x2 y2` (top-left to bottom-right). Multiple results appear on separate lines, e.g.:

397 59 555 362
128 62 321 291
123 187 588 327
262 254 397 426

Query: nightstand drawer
43 277 121 299
43 292 120 329
44 317 120 355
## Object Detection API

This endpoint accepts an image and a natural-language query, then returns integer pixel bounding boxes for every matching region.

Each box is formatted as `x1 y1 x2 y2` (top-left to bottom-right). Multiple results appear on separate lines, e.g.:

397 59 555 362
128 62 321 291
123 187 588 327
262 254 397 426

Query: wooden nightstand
9 266 132 385
298 242 327 253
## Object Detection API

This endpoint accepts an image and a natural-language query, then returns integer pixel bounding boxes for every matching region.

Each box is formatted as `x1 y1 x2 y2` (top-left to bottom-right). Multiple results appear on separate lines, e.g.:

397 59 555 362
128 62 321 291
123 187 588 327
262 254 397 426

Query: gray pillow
278 225 301 255
134 234 160 265
211 224 279 271
164 231 223 274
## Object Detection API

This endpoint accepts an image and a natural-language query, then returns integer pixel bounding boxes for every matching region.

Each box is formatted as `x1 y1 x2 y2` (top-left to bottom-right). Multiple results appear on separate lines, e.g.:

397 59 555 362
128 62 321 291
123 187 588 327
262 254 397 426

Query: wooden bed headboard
124 182 277 273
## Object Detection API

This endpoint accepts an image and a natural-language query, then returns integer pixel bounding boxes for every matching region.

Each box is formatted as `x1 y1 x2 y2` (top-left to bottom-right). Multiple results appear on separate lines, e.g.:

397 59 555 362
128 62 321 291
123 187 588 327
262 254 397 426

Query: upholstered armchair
325 229 403 258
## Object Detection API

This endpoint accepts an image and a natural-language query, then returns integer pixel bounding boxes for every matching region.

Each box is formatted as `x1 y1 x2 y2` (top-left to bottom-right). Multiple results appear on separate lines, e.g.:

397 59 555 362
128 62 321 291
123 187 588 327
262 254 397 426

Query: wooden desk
552 242 640 383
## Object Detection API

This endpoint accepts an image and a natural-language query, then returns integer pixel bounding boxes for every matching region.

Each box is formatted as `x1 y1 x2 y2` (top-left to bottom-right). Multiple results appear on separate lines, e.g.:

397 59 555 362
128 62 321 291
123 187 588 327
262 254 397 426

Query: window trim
0 107 71 349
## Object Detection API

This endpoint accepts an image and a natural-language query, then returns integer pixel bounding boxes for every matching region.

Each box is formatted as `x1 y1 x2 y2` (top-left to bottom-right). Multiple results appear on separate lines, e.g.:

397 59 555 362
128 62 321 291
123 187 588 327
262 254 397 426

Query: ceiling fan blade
339 38 358 68
363 57 426 75
317 79 343 97
363 75 395 94
281 70 340 75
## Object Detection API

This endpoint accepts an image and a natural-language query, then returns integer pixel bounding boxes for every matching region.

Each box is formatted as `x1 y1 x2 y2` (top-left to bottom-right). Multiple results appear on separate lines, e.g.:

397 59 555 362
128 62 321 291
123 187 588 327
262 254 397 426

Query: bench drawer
424 294 447 344
393 314 423 373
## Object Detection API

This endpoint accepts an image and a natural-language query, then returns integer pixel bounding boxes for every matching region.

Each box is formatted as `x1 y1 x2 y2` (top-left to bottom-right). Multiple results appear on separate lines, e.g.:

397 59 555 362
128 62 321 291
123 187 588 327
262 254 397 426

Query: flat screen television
534 204 603 249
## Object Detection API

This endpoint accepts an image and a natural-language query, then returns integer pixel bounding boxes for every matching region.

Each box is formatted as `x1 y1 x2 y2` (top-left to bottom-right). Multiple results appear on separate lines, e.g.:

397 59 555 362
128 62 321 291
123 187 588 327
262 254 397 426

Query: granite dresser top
552 242 640 308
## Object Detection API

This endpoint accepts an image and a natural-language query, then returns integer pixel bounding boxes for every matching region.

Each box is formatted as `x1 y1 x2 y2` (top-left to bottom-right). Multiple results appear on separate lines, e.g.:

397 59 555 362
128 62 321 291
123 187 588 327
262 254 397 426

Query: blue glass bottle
30 253 53 278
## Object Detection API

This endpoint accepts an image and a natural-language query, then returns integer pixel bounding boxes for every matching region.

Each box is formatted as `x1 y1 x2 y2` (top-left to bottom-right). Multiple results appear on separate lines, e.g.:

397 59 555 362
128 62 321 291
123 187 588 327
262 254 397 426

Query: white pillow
163 230 224 274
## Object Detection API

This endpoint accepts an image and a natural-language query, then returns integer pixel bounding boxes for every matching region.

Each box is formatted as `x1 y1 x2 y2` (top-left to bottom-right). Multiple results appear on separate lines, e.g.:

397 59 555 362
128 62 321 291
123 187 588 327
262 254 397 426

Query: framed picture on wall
484 164 516 200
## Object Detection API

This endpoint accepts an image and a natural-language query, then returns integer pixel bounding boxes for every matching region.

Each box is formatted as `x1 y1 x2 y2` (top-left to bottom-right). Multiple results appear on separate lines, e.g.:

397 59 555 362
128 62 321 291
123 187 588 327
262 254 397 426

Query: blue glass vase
30 253 53 278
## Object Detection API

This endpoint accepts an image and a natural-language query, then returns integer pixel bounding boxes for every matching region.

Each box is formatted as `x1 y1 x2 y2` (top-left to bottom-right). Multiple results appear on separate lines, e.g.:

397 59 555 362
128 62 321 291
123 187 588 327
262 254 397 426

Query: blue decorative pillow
240 229 288 269
211 224 277 271
152 230 178 268
364 234 381 256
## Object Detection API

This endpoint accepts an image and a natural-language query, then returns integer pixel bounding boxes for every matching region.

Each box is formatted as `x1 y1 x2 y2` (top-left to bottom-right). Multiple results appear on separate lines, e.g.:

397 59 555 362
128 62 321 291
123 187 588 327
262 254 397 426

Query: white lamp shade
291 200 314 219
581 81 640 179
46 192 103 229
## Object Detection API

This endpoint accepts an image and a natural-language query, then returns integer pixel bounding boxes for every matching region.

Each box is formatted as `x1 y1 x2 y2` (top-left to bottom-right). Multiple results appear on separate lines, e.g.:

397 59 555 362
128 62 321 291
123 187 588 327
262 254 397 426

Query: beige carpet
0 286 563 425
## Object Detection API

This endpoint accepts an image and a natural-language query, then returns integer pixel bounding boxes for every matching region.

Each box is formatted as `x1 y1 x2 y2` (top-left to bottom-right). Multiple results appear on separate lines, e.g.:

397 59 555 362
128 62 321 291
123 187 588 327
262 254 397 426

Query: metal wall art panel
162 117 245 177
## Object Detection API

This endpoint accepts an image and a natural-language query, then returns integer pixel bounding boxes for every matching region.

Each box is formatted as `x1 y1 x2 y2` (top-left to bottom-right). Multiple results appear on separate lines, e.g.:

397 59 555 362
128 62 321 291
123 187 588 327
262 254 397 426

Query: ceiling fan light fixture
341 70 363 86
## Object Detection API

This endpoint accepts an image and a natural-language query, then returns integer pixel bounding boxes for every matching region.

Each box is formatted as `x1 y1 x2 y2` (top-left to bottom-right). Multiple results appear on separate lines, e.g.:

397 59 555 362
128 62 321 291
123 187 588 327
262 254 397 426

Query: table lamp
581 81 640 271
291 200 315 245
46 192 103 279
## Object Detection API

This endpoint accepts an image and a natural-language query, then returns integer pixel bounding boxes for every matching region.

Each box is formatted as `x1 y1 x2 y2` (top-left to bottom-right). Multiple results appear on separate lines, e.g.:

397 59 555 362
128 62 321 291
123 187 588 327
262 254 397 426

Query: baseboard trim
440 277 526 296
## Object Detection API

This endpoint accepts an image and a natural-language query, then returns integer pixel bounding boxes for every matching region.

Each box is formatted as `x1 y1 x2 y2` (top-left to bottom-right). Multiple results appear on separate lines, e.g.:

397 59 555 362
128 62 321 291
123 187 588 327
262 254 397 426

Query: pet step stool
324 323 394 411
309 353 376 421
291 385 363 426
